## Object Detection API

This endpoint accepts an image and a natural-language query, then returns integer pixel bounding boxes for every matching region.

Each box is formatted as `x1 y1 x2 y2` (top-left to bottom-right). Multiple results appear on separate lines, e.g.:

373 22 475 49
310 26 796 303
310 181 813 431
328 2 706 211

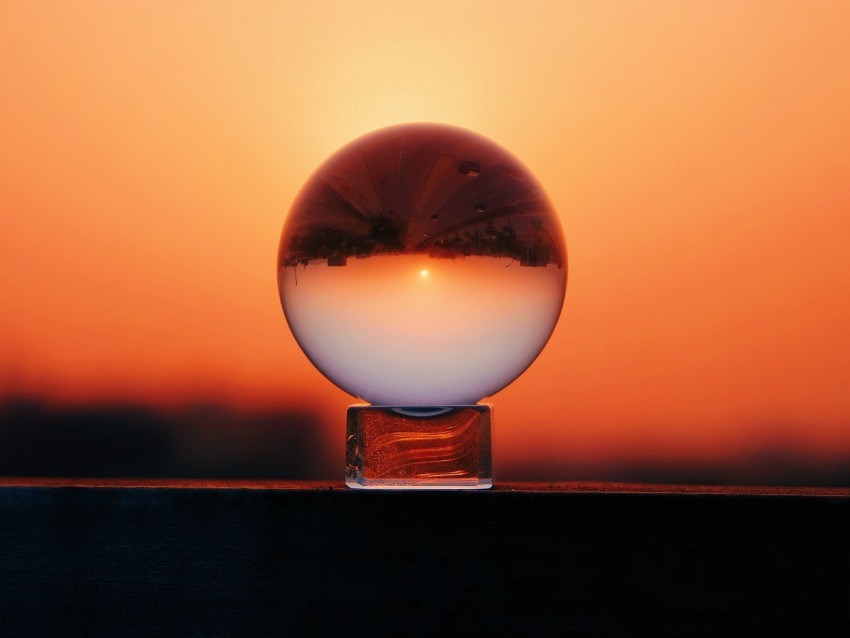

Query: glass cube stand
345 404 492 489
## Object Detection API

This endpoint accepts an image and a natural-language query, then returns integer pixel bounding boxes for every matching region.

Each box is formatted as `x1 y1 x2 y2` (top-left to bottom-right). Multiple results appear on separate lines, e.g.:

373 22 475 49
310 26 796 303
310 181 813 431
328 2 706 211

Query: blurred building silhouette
0 400 335 479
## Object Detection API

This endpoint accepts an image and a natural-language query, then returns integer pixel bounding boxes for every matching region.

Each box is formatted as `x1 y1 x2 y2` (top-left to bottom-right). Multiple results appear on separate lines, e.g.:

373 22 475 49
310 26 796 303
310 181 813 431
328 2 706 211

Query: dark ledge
3 477 850 494
2 479 849 636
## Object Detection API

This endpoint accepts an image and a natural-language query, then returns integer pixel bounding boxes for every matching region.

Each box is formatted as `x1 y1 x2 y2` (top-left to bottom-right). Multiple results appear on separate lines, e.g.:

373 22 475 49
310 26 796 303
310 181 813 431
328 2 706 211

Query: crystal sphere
278 123 567 406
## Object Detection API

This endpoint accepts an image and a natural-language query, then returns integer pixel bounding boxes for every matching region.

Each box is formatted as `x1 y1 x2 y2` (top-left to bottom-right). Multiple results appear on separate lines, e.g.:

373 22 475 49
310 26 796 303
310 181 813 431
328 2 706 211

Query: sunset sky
2 1 849 477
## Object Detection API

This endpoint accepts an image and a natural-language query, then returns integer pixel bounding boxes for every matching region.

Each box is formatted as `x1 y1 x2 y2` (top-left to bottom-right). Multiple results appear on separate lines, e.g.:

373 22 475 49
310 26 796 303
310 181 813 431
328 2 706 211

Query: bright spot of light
419 269 430 279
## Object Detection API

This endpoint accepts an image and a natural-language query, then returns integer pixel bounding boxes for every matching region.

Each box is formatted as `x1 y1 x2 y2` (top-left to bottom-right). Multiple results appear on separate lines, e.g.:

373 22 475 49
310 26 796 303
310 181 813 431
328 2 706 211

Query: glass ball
278 123 567 406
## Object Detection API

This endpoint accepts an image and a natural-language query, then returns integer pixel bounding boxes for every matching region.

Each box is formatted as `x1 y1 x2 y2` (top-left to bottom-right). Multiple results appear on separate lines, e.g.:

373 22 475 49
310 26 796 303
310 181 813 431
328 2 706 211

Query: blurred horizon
2 396 848 487
2 1 849 484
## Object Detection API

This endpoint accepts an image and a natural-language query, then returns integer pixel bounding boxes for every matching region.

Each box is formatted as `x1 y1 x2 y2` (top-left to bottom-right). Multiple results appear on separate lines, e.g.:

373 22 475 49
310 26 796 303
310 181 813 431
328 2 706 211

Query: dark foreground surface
1 480 849 637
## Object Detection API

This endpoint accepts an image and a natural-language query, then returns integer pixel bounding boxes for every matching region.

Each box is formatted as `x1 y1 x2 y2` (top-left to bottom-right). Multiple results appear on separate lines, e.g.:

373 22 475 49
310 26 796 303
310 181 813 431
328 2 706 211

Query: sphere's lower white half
281 254 565 406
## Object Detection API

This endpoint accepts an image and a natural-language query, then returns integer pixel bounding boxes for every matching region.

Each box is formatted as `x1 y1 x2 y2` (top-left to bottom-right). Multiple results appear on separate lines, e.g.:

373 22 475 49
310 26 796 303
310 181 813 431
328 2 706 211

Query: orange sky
2 1 849 473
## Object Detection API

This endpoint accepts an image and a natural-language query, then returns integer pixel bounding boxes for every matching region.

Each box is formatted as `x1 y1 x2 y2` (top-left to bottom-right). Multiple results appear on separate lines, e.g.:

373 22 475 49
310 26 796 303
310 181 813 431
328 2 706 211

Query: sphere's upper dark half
279 123 565 270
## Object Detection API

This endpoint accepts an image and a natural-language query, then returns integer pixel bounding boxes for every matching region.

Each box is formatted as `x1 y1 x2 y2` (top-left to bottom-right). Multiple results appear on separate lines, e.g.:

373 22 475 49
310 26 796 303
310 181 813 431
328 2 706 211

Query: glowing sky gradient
2 1 849 472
